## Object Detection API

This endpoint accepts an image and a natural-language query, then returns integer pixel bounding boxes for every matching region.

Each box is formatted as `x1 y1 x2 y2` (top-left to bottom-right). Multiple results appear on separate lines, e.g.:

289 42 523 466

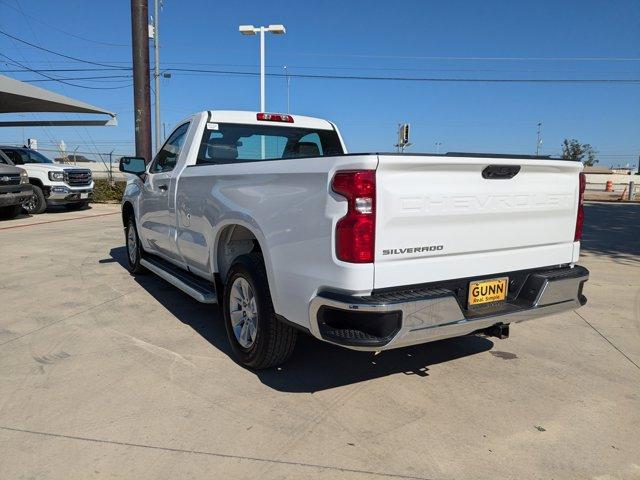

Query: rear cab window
196 123 344 165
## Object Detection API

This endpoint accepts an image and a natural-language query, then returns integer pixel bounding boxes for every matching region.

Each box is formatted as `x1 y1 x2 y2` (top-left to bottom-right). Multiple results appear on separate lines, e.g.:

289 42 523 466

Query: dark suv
0 150 34 219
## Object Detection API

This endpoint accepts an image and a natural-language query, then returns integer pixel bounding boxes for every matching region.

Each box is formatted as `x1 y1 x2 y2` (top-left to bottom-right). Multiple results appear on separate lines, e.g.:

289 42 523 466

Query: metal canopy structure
0 74 117 127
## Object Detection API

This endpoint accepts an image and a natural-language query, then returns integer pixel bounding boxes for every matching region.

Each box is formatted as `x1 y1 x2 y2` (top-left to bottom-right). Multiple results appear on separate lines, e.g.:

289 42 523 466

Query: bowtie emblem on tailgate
482 165 521 179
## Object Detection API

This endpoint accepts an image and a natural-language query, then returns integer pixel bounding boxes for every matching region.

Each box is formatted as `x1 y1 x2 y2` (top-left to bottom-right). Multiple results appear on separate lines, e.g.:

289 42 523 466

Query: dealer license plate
468 277 508 307
80 193 89 199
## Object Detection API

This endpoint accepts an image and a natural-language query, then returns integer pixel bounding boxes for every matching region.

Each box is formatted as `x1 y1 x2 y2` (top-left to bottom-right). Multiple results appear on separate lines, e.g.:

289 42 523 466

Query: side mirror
119 156 146 175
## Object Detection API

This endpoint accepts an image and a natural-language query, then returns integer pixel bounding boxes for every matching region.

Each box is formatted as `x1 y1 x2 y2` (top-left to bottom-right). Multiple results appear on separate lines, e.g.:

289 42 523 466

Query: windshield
0 150 13 165
197 123 344 164
1 148 54 165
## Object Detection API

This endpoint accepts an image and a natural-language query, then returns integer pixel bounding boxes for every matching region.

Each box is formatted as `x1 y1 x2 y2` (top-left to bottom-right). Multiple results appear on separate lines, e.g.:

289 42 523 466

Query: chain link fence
585 181 639 201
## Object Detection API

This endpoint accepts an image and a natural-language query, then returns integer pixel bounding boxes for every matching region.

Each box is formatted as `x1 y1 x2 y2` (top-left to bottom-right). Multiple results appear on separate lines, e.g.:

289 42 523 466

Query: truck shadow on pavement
108 247 494 392
581 203 640 263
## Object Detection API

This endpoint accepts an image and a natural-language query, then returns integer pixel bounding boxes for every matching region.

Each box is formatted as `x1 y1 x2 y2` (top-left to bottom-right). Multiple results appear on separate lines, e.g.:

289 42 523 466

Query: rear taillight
256 112 294 123
574 172 586 241
332 170 376 263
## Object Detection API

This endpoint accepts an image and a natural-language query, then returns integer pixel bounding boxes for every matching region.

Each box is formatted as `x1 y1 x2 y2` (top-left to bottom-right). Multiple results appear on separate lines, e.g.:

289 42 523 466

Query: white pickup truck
0 146 93 214
120 110 589 369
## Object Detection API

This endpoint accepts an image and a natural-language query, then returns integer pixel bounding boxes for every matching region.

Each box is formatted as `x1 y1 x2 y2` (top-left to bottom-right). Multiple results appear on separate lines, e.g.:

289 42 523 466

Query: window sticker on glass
206 123 219 130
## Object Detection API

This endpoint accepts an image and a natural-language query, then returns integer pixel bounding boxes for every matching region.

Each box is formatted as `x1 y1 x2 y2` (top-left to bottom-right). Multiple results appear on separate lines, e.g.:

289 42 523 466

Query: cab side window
150 123 189 173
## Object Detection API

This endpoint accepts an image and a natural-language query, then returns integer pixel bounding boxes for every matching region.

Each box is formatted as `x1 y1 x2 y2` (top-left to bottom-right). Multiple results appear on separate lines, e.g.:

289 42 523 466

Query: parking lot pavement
0 202 121 231
0 202 638 480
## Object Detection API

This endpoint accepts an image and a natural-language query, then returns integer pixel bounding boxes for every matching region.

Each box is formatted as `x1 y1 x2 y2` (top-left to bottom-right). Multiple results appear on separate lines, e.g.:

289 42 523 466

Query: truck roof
206 110 336 131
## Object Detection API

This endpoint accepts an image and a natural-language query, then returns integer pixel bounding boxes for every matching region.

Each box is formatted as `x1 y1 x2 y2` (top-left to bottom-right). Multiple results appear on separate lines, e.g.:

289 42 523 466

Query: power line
0 54 132 89
0 29 128 69
17 53 637 63
1 67 125 72
4 63 639 85
22 75 132 83
285 52 640 62
4 64 640 75
0 0 128 47
162 67 640 84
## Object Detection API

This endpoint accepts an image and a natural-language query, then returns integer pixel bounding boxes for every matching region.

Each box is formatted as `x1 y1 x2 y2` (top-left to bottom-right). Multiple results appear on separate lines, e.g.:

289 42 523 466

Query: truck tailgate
374 154 582 289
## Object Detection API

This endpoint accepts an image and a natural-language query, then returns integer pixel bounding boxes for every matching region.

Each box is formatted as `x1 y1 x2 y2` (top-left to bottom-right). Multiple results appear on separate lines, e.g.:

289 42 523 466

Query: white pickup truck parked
0 146 93 214
120 110 589 369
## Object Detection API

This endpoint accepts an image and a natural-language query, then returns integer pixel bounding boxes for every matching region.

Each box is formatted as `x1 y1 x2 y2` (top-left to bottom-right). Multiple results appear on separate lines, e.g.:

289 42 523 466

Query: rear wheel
223 252 297 369
23 185 46 214
0 204 22 219
124 216 145 274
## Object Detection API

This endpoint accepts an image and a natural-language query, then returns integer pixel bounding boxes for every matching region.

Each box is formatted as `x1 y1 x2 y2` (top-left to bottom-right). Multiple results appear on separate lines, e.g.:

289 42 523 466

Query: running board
140 255 217 304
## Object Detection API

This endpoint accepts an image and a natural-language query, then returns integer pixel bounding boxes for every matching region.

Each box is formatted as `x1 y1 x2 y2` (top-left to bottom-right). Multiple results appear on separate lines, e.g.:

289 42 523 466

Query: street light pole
284 66 291 113
239 24 285 160
259 27 265 112
239 24 286 112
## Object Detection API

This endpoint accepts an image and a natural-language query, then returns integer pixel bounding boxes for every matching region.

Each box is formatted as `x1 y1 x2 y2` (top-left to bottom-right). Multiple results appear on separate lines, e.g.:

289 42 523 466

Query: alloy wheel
229 277 258 348
23 197 37 213
127 222 138 264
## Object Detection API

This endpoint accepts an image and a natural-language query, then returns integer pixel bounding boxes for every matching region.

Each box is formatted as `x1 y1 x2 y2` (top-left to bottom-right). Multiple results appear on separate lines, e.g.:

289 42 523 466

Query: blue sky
1 0 639 167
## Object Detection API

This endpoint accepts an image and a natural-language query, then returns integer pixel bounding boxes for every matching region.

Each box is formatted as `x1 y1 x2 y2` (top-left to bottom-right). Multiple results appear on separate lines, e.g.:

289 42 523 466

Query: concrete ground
0 202 638 480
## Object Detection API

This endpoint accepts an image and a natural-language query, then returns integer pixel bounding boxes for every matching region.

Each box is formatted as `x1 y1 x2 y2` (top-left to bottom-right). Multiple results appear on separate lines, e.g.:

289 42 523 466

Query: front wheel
23 185 46 214
223 253 297 369
124 216 146 274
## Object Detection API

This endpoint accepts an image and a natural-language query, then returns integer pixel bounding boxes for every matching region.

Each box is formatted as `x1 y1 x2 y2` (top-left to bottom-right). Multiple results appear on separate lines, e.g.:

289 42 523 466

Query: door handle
158 184 168 191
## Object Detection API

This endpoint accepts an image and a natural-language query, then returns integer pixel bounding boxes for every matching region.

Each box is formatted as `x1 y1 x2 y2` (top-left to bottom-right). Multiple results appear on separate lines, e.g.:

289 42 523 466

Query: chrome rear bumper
309 265 589 351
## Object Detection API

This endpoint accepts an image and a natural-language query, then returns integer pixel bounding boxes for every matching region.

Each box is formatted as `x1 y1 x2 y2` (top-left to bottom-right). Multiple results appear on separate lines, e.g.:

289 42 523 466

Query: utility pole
131 0 152 163
536 122 543 156
152 0 161 153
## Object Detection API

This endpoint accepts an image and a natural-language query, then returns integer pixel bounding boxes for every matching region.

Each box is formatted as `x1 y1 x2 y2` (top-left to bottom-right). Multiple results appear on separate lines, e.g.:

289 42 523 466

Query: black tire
124 216 146 274
0 204 22 219
223 252 297 369
23 185 46 214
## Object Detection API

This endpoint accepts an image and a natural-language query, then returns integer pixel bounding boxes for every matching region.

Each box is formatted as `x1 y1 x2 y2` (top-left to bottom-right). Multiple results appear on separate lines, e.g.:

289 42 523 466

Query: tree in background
561 139 598 165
